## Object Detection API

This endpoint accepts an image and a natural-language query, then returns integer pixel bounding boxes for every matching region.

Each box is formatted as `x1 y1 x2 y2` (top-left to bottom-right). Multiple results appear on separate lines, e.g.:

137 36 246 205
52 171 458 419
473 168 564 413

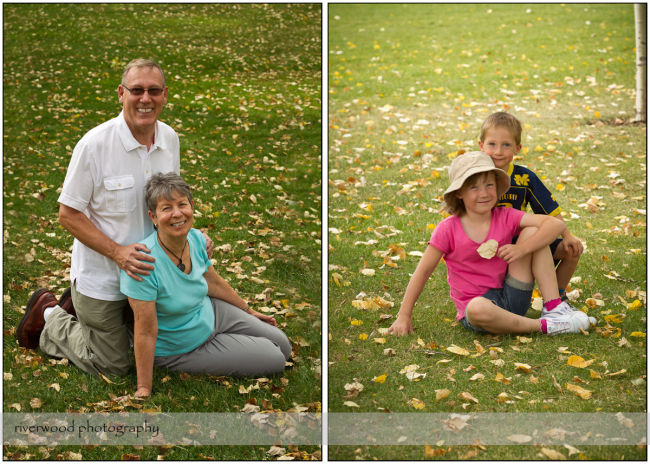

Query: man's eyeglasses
122 85 164 97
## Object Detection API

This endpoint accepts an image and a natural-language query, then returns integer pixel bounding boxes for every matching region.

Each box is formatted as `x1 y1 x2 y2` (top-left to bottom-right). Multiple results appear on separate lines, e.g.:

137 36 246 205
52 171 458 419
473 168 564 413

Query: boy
478 112 583 298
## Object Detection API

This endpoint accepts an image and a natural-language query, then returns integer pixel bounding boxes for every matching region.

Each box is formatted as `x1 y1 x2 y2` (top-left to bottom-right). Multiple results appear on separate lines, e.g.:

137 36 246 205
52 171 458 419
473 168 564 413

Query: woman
120 172 291 397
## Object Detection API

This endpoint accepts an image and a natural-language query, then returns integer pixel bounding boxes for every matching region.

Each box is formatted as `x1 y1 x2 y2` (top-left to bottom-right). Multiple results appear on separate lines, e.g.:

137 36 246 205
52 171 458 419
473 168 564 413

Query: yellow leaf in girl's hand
476 239 498 259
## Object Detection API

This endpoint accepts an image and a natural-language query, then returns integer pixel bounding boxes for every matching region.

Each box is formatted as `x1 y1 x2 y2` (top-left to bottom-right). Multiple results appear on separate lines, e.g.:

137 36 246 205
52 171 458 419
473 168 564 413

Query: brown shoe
58 287 77 318
16 288 57 349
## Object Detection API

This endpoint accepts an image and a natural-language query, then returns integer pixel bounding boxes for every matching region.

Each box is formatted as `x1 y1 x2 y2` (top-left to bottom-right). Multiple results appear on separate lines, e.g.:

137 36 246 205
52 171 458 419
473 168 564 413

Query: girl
388 151 592 336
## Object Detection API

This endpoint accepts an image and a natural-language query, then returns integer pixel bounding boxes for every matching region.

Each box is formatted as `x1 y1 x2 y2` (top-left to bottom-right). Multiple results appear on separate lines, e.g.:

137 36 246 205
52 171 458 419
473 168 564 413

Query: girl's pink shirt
428 207 525 320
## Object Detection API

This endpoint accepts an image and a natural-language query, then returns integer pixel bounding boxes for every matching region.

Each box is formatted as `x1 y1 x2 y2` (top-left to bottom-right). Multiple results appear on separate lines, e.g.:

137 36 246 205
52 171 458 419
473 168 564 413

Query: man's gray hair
145 172 193 215
121 58 166 87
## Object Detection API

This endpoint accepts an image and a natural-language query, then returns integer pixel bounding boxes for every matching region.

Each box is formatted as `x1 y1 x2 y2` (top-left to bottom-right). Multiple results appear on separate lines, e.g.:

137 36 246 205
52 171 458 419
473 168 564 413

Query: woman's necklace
158 235 188 272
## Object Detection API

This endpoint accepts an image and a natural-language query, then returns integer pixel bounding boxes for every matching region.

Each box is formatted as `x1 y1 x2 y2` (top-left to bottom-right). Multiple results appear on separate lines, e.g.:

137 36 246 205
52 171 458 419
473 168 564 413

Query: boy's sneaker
542 310 590 335
542 300 576 318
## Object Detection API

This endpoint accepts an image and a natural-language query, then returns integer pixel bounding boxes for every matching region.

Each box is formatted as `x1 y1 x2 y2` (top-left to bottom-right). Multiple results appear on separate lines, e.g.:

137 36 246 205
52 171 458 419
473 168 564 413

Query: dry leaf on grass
514 362 532 373
267 446 286 457
446 344 470 356
458 392 479 403
565 382 592 399
540 448 566 460
408 398 425 410
435 389 451 401
441 414 471 432
508 434 532 443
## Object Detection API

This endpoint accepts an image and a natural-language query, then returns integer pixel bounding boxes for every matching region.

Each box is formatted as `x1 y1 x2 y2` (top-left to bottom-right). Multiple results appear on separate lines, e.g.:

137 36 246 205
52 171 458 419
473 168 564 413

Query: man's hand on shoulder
113 243 155 282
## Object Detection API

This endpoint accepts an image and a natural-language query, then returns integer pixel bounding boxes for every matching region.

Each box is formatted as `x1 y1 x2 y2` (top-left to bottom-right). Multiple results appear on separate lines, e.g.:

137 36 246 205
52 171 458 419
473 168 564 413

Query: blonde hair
444 171 495 216
480 112 522 146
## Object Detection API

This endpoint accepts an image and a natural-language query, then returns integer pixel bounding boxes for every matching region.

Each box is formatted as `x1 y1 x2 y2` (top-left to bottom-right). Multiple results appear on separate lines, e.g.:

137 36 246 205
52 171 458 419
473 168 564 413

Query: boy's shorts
460 274 534 333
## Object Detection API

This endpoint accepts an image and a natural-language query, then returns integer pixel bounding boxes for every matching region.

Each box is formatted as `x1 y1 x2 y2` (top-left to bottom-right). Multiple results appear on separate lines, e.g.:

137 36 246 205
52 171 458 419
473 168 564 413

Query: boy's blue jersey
497 163 561 216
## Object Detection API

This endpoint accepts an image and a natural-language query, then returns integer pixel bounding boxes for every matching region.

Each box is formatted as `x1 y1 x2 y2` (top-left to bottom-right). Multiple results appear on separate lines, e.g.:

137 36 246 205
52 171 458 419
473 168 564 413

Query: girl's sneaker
542 300 576 318
543 301 598 326
542 310 590 335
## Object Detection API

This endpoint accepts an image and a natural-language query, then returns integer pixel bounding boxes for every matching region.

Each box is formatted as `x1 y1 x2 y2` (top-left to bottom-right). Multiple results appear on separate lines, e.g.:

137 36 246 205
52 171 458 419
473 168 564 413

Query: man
17 59 190 376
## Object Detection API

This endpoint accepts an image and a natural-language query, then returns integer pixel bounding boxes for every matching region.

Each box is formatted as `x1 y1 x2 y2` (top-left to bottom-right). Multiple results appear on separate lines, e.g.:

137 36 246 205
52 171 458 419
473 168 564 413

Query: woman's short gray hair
145 172 193 215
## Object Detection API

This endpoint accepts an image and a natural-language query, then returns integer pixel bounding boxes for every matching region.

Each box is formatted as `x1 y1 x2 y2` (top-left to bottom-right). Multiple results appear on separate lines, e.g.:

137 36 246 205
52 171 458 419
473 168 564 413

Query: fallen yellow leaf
541 448 567 460
508 434 532 443
30 397 42 409
566 382 592 399
458 391 479 403
373 337 386 344
627 300 643 310
604 314 625 324
447 344 470 356
435 389 451 401
373 374 387 383
630 331 646 338
514 363 532 373
409 397 426 410
473 340 486 355
567 355 595 368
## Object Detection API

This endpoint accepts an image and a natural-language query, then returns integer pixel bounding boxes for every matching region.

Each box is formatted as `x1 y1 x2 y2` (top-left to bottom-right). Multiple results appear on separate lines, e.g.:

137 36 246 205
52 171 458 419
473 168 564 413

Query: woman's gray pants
154 298 292 377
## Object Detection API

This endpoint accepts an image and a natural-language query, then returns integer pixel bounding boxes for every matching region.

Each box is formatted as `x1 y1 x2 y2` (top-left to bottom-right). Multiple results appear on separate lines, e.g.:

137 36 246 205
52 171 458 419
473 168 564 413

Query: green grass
3 4 321 461
328 4 646 460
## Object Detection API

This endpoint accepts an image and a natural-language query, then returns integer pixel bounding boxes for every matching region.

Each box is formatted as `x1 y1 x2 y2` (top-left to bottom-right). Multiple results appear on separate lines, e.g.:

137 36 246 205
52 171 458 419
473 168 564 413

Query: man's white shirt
58 111 180 301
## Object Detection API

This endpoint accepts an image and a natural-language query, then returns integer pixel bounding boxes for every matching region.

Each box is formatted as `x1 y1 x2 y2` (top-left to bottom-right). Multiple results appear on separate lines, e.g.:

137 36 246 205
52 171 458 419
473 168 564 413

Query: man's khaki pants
39 284 132 376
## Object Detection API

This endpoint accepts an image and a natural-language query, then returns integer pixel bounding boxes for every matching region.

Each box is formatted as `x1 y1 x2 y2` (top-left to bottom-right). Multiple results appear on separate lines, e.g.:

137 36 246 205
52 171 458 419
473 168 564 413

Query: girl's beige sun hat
442 151 511 204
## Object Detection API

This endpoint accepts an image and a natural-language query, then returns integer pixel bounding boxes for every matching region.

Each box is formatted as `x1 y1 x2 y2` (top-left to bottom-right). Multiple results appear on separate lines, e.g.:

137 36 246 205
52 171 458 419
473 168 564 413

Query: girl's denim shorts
460 274 534 333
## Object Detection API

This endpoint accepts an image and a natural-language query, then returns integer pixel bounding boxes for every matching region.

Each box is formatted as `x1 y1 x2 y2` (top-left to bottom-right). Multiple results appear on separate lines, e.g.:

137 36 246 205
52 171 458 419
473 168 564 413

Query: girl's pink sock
544 298 562 311
540 319 548 334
